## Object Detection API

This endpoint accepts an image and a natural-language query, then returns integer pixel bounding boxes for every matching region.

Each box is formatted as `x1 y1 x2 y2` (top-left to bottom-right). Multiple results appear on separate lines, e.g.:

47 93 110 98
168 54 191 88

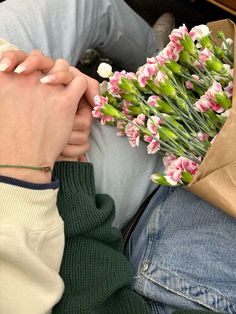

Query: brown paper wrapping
188 19 236 218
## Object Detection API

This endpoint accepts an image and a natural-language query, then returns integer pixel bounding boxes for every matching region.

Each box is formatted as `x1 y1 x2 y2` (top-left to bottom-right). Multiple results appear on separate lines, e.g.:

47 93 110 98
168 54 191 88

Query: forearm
0 175 64 314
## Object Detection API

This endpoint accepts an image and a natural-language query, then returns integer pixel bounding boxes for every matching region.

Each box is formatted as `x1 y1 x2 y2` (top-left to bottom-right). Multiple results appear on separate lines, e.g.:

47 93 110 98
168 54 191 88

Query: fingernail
0 57 11 71
14 63 27 74
40 74 55 84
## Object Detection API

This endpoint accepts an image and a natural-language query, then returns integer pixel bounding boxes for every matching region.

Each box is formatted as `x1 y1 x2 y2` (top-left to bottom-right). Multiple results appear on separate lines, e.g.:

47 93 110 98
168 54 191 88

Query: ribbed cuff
0 175 58 190
0 182 61 230
53 162 95 196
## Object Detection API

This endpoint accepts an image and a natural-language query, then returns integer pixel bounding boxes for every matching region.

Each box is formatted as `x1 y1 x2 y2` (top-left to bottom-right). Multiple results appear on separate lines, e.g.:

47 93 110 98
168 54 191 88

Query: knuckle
4 50 17 63
27 55 39 64
55 58 69 68
30 50 43 56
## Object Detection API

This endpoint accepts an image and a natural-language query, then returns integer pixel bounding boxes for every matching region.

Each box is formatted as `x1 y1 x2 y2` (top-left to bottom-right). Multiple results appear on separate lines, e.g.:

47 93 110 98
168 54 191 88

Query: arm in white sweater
0 176 64 314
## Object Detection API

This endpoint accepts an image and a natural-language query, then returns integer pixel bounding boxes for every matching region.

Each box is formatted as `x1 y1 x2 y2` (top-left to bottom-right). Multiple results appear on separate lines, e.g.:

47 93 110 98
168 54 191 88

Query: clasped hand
0 50 99 183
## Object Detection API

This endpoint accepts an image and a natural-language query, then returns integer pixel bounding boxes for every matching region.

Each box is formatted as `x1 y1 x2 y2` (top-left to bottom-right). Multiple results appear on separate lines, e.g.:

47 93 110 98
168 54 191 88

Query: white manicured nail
40 75 55 84
0 57 11 71
14 64 27 73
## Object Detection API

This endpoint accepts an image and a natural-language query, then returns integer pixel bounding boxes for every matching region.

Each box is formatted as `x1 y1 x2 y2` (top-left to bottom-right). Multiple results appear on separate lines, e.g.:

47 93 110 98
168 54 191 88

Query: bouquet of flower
93 19 236 218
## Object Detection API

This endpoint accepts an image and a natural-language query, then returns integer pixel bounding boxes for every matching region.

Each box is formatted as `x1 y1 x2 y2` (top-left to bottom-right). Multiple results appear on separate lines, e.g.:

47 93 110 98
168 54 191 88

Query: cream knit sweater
0 180 64 314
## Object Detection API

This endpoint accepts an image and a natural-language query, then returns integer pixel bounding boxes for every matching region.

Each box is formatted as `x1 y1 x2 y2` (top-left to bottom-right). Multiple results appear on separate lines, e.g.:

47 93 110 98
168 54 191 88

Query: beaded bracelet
0 165 53 172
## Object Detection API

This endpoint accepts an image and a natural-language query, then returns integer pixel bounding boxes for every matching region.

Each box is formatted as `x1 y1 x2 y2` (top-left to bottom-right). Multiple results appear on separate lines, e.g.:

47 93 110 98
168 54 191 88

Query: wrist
0 166 52 184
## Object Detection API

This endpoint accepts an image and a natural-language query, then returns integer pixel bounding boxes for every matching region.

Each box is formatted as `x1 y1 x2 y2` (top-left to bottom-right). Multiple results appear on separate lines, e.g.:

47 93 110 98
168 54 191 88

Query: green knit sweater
53 162 215 314
53 162 151 314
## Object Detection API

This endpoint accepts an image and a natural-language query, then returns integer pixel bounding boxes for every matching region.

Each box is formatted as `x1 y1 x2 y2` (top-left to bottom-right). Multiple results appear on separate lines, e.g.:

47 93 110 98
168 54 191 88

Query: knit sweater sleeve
53 161 151 314
0 176 64 314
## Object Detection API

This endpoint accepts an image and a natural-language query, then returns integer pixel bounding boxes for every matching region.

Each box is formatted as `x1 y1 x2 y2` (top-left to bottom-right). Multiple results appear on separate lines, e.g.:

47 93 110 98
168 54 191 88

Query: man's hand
58 96 92 162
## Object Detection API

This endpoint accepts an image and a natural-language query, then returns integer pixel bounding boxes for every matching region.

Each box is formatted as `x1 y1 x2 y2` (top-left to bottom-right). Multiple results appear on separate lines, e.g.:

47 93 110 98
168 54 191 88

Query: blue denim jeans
124 186 236 313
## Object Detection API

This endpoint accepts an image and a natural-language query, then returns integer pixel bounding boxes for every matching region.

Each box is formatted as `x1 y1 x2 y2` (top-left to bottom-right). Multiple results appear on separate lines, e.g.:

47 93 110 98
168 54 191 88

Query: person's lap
125 186 236 313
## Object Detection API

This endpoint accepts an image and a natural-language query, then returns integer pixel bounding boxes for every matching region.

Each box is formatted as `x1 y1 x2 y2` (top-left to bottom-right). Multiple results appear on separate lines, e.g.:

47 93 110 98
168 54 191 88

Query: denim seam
141 265 236 313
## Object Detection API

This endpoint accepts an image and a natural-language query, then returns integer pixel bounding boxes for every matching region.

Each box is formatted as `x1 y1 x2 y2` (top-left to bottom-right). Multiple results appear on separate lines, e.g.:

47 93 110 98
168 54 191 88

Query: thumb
69 66 99 107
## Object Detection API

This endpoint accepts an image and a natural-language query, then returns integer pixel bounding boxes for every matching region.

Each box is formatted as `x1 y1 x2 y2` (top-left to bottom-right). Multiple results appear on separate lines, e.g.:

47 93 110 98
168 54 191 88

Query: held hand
58 96 92 162
0 51 95 164
0 50 75 84
0 70 87 182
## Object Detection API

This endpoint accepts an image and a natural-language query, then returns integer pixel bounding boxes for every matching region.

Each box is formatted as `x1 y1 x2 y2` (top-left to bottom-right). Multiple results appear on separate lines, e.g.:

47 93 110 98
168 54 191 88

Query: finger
60 142 91 158
67 130 90 145
40 70 74 85
47 58 69 74
0 50 28 72
14 53 54 74
73 109 92 131
69 66 100 106
63 75 87 108
78 155 87 162
73 97 92 131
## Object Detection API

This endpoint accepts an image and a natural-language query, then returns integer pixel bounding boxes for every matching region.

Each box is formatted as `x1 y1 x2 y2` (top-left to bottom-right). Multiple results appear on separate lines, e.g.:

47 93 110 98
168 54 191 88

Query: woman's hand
0 50 87 183
0 50 93 162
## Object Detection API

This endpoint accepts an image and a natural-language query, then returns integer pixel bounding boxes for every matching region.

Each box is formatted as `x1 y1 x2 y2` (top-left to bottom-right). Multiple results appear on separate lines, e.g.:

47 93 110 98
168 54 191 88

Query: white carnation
221 38 233 50
97 62 113 78
191 25 210 39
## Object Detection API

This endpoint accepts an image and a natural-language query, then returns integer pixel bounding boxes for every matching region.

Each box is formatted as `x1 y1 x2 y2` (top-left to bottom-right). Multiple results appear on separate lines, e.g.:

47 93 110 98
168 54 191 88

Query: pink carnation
154 71 168 86
185 80 194 89
116 120 127 136
147 139 161 154
122 100 134 119
194 96 212 112
146 57 158 64
163 153 177 168
169 24 189 45
137 63 159 87
125 123 140 147
93 95 115 125
164 156 198 185
108 70 126 95
156 42 181 65
125 114 146 147
197 132 209 142
147 116 161 136
198 48 213 65
224 81 233 98
147 95 161 107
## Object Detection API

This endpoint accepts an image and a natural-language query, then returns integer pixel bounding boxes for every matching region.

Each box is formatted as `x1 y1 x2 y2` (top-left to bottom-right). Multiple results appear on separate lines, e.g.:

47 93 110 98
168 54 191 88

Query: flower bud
179 50 191 64
217 31 225 40
159 80 176 98
150 173 176 186
176 96 189 112
118 77 138 94
180 34 197 55
165 60 182 74
181 171 193 184
205 57 223 72
159 126 178 141
101 104 124 119
200 36 213 49
156 99 174 113
215 92 232 109
121 92 140 104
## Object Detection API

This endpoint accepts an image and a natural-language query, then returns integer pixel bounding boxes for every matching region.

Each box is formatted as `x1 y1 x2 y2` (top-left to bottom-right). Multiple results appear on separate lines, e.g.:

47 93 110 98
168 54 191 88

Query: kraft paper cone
188 19 236 218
